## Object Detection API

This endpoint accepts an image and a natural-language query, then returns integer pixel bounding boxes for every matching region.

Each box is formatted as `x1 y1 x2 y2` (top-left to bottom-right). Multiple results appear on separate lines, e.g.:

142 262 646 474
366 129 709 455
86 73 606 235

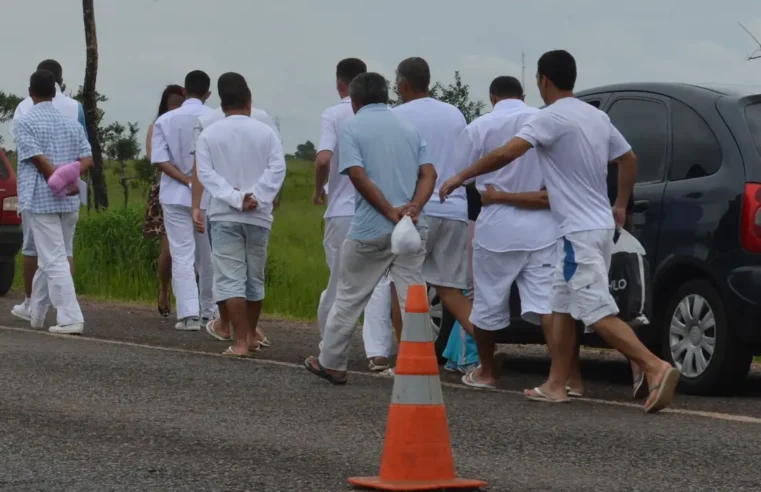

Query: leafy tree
388 71 485 123
295 140 317 161
0 91 23 146
103 121 141 208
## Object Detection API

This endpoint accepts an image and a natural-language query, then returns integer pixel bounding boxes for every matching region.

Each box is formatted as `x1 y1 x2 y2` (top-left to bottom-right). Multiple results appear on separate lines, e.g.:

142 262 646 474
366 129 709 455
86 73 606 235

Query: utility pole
521 52 526 89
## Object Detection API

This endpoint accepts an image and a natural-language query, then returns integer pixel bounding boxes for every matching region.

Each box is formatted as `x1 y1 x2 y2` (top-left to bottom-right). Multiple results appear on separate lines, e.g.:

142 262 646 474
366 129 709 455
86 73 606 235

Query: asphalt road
1 296 761 491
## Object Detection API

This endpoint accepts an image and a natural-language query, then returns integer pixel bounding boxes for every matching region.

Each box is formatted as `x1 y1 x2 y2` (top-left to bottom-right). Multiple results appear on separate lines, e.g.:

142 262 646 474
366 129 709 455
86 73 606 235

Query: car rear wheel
0 260 14 297
661 279 752 395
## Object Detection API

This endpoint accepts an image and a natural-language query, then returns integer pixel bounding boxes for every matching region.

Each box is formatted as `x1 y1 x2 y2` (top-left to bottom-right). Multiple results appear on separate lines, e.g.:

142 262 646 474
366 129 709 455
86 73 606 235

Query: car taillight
1 196 20 225
741 183 761 253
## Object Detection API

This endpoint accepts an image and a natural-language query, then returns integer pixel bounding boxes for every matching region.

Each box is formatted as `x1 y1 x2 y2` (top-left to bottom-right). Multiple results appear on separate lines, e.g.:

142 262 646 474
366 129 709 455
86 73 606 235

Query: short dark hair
218 72 251 111
489 76 523 99
396 57 430 93
349 72 389 107
184 70 211 97
336 58 367 85
29 69 56 99
537 50 577 91
37 59 63 85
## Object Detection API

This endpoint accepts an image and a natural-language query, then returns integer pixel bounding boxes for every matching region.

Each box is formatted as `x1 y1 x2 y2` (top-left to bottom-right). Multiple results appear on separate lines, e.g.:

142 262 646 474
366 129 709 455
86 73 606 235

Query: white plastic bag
391 216 421 255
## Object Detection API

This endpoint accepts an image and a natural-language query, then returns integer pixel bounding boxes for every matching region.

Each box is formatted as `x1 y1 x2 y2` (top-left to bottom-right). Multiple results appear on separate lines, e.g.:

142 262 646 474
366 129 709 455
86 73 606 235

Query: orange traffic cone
349 284 487 491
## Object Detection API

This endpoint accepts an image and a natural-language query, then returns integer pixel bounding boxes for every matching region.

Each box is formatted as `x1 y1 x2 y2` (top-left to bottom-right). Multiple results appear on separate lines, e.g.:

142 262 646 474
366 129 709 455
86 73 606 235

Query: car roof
576 82 761 101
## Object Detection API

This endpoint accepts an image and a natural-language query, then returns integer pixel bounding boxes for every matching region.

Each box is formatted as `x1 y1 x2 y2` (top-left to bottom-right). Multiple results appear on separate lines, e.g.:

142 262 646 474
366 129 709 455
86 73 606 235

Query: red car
0 148 21 296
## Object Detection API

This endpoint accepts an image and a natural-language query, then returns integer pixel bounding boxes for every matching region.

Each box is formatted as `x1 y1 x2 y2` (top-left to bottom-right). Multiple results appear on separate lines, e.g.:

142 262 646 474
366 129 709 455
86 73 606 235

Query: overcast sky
2 0 761 154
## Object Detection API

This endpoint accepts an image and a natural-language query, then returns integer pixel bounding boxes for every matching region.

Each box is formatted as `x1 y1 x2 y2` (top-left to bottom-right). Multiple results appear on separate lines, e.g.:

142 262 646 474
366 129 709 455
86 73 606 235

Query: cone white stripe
391 374 444 405
400 312 434 342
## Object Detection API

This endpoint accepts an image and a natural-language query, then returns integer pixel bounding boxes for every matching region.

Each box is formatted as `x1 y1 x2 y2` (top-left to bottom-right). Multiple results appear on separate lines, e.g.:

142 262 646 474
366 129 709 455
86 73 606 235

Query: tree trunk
82 0 108 209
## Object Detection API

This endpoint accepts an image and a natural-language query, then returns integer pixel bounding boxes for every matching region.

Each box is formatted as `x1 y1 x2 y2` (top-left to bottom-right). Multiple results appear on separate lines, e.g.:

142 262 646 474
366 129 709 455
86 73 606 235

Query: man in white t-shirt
151 70 216 331
189 82 281 347
10 59 88 323
453 76 559 390
313 58 395 372
391 57 474 340
195 72 286 357
440 50 679 414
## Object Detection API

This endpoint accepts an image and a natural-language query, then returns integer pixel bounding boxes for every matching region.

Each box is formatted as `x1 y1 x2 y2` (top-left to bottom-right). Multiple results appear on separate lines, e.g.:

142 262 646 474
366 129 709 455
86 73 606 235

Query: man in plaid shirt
14 69 93 335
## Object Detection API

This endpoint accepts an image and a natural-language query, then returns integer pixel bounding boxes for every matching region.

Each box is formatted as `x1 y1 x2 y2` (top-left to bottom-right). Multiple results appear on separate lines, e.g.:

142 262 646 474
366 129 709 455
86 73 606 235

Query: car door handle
634 200 649 212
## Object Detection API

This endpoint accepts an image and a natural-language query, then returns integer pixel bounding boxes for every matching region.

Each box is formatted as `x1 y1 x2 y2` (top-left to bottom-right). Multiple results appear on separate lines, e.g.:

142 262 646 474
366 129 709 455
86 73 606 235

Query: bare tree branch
738 22 761 61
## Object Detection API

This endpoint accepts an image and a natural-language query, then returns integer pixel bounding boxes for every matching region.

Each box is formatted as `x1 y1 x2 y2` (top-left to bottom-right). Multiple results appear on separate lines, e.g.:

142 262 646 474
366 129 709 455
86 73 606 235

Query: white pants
27 211 83 326
162 204 215 320
552 229 619 327
318 216 394 358
470 243 555 331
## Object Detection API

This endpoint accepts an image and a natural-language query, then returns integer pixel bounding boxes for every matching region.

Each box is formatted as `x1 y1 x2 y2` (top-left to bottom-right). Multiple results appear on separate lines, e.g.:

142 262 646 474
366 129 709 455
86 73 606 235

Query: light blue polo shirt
338 103 430 240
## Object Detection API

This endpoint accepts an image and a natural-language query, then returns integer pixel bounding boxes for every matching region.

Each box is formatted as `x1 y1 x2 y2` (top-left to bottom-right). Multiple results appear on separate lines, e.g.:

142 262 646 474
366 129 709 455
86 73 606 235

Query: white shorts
550 229 619 327
21 211 77 257
423 216 468 290
470 243 556 331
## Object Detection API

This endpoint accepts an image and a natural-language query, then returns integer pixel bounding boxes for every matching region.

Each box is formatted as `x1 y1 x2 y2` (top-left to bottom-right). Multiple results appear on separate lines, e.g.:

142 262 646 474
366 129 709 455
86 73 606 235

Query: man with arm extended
151 70 216 331
440 50 679 413
313 58 395 372
452 76 559 390
11 59 87 322
190 80 281 346
304 72 437 385
391 57 475 340
14 69 93 334
196 72 286 357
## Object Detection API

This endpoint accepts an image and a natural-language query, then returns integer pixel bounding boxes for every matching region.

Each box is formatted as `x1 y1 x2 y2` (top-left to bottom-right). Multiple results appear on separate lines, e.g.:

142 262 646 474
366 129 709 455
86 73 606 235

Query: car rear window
745 104 761 158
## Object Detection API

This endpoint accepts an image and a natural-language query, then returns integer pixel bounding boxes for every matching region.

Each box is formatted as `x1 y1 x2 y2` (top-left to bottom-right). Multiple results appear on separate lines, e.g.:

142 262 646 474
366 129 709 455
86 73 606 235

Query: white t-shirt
318 97 355 219
195 115 286 229
454 99 558 252
151 98 216 207
392 97 468 222
515 97 632 236
192 107 281 152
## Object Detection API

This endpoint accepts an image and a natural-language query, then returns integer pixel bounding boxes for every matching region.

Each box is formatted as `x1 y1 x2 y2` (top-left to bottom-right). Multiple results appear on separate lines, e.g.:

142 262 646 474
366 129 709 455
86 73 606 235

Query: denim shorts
210 221 270 302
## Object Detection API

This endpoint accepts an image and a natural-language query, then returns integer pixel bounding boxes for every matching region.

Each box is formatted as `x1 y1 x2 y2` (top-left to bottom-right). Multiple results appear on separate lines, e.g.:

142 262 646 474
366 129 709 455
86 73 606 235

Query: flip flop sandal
461 372 496 390
257 337 271 348
206 319 232 341
525 387 570 404
565 386 584 398
304 357 347 385
222 346 254 358
633 374 648 400
368 360 390 372
379 368 395 378
645 367 680 414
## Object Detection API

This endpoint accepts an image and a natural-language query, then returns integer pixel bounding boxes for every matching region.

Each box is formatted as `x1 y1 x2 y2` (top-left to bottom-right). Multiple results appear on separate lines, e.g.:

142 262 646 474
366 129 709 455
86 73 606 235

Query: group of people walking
304 50 679 414
8 49 680 413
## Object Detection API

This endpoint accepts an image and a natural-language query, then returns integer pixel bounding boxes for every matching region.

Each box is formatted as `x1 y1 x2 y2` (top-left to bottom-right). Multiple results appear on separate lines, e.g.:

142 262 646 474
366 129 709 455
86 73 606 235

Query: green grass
11 159 328 320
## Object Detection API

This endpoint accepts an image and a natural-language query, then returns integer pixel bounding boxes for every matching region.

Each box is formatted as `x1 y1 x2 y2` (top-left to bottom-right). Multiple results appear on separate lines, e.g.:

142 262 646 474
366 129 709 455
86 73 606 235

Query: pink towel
48 161 81 196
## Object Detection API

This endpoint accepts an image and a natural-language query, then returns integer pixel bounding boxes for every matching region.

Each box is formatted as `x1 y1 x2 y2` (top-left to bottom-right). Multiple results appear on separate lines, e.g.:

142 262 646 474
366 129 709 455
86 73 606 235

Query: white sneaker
49 323 84 335
11 299 31 322
174 317 200 331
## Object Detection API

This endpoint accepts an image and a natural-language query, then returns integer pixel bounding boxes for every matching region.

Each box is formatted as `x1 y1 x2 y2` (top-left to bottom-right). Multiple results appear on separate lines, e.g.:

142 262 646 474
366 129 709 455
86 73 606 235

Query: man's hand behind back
242 193 258 211
192 208 205 234
401 203 420 224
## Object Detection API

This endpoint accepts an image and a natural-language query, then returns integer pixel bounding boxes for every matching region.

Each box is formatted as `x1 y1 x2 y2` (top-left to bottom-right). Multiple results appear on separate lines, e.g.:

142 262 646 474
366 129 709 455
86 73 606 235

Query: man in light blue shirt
15 69 92 335
304 72 437 384
11 59 89 323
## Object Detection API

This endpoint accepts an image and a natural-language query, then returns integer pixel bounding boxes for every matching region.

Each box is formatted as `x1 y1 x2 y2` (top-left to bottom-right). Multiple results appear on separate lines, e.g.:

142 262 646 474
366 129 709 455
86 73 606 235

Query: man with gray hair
304 72 437 385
